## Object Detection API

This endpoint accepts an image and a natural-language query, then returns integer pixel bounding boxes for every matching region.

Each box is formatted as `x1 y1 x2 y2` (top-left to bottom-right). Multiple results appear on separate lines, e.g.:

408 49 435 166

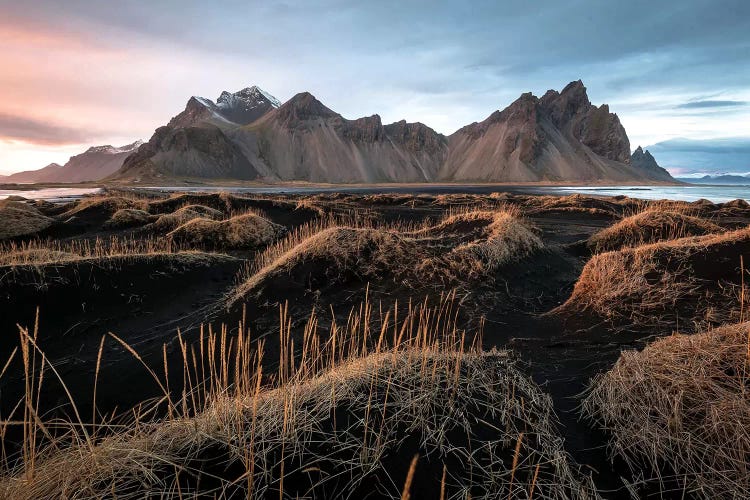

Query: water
2 184 749 204
0 187 102 202
544 185 750 203
144 184 750 203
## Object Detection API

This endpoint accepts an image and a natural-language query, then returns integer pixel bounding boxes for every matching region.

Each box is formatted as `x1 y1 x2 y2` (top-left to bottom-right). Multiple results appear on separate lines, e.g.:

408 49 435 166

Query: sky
0 0 749 175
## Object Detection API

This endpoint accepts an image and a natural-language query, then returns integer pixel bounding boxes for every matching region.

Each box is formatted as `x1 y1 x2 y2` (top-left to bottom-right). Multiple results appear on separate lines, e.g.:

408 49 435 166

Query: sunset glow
1 0 749 174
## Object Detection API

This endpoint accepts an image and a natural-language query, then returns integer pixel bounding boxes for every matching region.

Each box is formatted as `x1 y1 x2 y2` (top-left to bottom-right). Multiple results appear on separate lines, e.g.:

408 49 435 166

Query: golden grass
151 205 224 231
555 227 750 332
583 321 750 498
0 298 597 499
146 191 237 214
103 208 155 229
415 208 543 281
60 196 149 218
588 209 723 253
167 212 287 250
231 207 542 305
0 236 193 267
523 194 633 217
0 203 54 240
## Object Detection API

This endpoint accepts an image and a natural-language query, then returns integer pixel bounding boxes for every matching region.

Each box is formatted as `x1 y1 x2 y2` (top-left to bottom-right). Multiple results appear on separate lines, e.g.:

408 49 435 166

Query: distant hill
677 174 750 185
1 141 143 183
112 80 675 184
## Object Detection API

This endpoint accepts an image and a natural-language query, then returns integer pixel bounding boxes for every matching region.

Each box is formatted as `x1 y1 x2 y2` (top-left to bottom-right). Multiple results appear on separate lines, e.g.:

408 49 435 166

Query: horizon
1 0 749 175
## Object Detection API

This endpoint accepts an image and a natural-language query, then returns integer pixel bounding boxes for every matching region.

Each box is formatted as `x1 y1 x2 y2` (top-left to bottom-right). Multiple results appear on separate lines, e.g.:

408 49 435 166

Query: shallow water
144 184 750 203
0 187 102 202
547 185 750 203
2 184 749 203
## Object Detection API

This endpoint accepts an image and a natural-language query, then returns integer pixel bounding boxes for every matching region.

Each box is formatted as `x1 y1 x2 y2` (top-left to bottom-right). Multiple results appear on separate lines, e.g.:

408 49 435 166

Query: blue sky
0 0 748 174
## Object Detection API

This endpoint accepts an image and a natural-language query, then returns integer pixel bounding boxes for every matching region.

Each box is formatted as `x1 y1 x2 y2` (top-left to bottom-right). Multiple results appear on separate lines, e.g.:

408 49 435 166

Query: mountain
236 92 448 182
629 145 670 178
438 81 672 182
112 80 675 184
1 142 143 183
677 174 750 185
117 86 281 181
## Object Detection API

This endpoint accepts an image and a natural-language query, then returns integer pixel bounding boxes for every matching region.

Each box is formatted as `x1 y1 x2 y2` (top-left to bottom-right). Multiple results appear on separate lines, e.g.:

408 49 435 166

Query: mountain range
4 81 675 184
677 174 750 185
0 141 143 183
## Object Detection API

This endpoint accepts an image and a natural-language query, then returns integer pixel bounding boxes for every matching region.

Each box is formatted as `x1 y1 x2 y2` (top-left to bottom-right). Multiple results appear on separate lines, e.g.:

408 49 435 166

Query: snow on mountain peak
84 141 144 155
217 86 281 109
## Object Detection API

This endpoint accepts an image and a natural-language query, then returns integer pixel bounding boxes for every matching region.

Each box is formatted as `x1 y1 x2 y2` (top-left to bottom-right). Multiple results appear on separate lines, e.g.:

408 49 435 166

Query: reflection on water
548 185 750 203
1 184 749 204
0 187 102 202
144 184 750 203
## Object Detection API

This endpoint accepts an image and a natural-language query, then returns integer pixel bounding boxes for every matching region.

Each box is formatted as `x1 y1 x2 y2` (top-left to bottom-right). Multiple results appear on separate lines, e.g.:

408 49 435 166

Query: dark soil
2 189 749 498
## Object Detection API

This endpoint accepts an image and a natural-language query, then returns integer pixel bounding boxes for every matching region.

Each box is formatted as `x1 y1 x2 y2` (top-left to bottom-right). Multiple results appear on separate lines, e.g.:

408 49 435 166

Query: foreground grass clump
583 321 750 498
151 204 224 231
59 195 148 219
0 201 54 240
103 208 155 229
233 208 542 304
0 299 596 499
523 194 634 217
168 212 287 250
588 209 723 253
419 209 543 280
554 227 750 332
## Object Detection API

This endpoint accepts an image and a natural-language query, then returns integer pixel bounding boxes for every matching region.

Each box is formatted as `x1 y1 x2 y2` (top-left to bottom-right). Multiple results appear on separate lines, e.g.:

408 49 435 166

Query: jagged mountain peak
112 79 674 185
83 141 144 155
631 145 663 172
217 86 282 109
274 92 340 123
171 87 280 128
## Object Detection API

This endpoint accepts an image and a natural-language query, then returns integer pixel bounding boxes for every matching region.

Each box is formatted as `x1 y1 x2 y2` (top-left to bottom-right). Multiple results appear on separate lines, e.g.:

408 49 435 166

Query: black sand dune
1 189 749 498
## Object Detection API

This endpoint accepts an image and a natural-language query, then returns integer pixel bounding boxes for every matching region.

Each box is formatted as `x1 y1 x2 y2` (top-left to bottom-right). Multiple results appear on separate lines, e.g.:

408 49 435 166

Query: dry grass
0 298 597 499
554 227 750 332
523 194 632 217
415 208 543 281
588 209 723 253
103 208 155 230
59 196 149 218
167 212 287 250
0 236 191 267
151 205 224 231
147 192 236 214
583 321 750 498
0 202 54 240
231 208 542 304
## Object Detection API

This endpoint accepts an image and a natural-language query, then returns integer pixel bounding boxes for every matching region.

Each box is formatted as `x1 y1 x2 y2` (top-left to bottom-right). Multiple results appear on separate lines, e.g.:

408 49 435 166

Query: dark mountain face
439 81 672 182
111 80 675 184
538 80 631 164
631 146 661 171
116 87 282 181
235 92 448 183
168 87 281 129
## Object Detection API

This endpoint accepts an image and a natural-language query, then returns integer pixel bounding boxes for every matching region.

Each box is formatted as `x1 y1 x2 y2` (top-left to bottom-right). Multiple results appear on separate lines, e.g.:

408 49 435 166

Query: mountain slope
116 86 280 181
110 80 674 184
1 142 142 183
236 92 448 182
438 81 673 182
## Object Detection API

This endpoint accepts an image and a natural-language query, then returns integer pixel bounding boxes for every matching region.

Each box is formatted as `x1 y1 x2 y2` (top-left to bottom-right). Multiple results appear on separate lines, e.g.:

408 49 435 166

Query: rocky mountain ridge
6 81 676 184
1 141 143 183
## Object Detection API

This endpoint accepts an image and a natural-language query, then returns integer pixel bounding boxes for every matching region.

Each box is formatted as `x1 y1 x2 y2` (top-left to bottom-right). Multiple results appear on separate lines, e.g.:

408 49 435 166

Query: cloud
1 0 750 171
647 137 750 174
676 100 748 109
0 112 100 146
